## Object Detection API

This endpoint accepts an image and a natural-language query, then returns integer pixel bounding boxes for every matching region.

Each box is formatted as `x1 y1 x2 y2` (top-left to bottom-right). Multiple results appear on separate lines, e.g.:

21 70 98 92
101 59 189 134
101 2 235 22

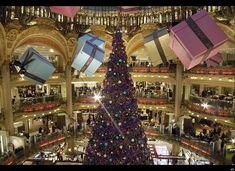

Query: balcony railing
14 95 65 113
143 127 222 163
185 95 234 118
97 65 176 73
76 96 170 106
186 66 235 76
1 6 224 37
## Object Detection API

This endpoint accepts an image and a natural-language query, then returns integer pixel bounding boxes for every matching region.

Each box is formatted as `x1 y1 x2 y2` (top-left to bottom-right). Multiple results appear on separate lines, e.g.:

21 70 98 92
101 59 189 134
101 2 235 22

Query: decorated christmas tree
83 29 152 165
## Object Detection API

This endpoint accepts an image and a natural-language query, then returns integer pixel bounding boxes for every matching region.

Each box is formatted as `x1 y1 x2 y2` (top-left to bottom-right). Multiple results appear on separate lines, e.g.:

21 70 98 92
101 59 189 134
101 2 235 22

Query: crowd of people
74 84 102 98
135 82 173 99
74 82 173 100
183 119 232 154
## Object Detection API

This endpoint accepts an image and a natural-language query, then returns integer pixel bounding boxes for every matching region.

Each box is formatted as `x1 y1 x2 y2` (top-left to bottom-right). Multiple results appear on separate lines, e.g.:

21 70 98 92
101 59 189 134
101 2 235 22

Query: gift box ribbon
80 41 101 73
14 51 46 84
207 58 220 65
185 17 214 63
152 29 168 65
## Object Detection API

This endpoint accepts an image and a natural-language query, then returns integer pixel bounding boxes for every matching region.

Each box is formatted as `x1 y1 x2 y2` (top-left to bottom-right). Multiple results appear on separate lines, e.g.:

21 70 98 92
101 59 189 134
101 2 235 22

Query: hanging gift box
79 33 105 49
71 41 105 76
15 48 55 85
205 53 223 67
120 6 140 14
169 10 228 70
144 27 176 66
49 6 80 17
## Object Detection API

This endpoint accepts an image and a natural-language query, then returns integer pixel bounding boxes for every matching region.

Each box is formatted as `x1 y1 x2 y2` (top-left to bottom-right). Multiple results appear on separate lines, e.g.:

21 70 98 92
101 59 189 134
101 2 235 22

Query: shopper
39 127 42 134
87 115 91 126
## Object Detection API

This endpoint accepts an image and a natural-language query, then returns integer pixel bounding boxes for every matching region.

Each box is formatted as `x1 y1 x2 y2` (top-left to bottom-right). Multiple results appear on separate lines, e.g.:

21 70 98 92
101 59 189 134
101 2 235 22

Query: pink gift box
205 53 223 67
169 10 228 70
120 6 140 14
50 6 80 17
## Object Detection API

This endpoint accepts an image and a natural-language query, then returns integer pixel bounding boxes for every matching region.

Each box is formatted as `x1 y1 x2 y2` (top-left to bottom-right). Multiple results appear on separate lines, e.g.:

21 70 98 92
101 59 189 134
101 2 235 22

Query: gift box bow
13 51 46 84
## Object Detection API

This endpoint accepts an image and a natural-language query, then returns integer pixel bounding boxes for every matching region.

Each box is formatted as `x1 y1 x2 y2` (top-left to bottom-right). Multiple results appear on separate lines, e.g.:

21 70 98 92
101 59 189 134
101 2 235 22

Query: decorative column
174 62 183 122
45 84 51 95
1 60 14 135
61 83 66 98
24 119 29 133
199 84 205 96
0 85 3 112
65 62 73 126
184 84 191 101
218 86 222 94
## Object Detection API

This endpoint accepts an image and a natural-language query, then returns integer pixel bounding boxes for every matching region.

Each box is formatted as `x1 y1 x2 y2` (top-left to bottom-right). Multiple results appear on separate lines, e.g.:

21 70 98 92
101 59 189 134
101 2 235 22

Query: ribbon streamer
185 17 214 63
80 41 101 73
153 30 168 65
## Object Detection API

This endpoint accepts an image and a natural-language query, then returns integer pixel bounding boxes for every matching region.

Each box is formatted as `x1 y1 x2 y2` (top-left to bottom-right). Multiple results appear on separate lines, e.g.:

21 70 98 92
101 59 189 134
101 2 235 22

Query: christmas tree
83 29 152 165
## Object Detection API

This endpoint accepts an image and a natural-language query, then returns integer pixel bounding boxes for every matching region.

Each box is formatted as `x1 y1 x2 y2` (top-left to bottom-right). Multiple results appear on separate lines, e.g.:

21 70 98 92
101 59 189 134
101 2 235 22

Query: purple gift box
205 53 223 67
169 10 228 70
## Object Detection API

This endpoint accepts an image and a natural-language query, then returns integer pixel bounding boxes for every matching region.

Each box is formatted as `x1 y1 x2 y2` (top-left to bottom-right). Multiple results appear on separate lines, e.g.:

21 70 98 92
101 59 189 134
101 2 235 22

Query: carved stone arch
126 33 144 58
0 23 7 64
9 25 69 63
216 22 235 43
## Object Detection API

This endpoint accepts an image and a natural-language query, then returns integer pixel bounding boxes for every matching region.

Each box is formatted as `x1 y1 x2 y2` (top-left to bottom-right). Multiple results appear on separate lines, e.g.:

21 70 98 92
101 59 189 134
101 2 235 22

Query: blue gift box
18 48 56 85
79 33 105 49
71 41 105 76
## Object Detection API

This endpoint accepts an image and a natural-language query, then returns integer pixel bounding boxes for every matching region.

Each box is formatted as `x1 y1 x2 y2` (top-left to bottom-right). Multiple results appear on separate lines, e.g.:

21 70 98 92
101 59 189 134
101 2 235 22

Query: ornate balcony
13 95 65 113
185 95 234 118
96 64 176 73
1 6 226 37
186 66 235 76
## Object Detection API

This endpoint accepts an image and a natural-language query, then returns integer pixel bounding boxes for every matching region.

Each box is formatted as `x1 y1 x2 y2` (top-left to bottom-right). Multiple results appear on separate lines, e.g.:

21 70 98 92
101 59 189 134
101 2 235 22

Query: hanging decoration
169 10 228 70
11 48 55 85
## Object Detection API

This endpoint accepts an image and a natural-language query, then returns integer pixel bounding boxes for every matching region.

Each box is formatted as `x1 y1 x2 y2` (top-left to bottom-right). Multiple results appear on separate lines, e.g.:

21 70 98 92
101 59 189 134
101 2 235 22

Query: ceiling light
202 103 208 109
49 49 54 53
94 93 101 101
